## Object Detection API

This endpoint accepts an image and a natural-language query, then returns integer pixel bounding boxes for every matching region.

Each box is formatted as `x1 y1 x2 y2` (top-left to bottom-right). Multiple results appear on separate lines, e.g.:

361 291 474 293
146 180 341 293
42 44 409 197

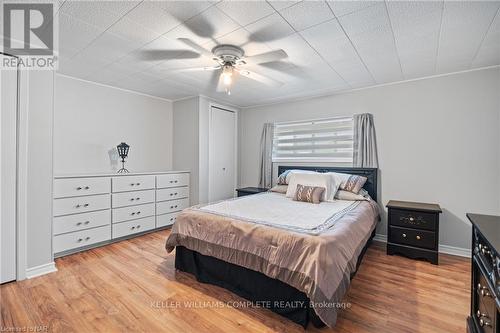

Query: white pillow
285 172 340 202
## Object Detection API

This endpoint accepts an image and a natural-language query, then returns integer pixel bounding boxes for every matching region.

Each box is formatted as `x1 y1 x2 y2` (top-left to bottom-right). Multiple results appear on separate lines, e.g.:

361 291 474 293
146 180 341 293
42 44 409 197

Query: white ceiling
54 0 500 107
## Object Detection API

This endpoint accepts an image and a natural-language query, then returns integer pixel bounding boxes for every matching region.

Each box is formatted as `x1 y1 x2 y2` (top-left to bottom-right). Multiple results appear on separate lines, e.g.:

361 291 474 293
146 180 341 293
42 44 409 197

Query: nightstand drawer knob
402 233 407 238
416 235 421 240
409 217 414 222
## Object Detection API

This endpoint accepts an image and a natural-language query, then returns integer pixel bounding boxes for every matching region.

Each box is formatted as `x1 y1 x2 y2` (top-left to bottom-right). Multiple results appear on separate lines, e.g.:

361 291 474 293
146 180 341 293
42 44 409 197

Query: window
272 117 354 163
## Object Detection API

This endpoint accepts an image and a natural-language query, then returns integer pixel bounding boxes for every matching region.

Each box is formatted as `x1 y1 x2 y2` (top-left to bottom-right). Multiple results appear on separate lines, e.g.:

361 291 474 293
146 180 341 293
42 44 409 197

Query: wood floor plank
0 230 470 332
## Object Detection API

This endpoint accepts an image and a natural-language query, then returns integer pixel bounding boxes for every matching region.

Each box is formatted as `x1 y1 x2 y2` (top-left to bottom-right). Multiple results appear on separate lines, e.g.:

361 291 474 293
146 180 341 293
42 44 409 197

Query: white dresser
53 171 190 257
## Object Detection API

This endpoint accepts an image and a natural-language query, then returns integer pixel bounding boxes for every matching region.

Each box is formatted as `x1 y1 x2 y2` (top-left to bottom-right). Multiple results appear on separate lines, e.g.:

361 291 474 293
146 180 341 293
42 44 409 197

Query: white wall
173 97 200 204
239 68 500 251
54 75 173 175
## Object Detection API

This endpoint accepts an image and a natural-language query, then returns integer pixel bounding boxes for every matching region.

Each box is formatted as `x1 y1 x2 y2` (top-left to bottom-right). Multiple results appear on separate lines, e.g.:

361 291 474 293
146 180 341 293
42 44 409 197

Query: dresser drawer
53 210 110 235
157 173 189 189
156 198 189 215
112 175 155 193
389 209 438 231
112 203 155 223
156 212 179 228
53 194 110 216
156 187 189 202
389 226 436 250
112 216 155 239
54 177 110 198
54 225 111 253
112 189 155 208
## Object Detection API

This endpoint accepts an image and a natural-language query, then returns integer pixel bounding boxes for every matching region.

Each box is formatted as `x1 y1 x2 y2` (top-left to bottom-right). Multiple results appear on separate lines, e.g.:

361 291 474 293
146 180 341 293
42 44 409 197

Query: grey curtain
259 123 275 188
353 113 379 168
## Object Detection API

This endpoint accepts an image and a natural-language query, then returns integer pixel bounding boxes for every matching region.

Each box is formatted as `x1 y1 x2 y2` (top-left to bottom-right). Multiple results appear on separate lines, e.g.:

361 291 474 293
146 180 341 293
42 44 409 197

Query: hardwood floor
1 229 470 333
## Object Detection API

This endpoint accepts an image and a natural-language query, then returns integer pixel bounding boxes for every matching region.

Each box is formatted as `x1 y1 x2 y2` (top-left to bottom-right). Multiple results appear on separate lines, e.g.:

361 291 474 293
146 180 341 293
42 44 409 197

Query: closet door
1 55 18 283
209 106 236 202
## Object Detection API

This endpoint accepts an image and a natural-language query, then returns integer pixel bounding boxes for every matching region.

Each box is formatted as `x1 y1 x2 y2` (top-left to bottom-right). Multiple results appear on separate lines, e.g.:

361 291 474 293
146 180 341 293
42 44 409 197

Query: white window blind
272 117 354 163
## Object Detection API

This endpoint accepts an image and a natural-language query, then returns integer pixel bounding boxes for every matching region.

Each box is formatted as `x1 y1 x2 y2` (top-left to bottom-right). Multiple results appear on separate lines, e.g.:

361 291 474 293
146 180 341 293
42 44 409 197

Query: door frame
0 52 28 281
207 102 238 203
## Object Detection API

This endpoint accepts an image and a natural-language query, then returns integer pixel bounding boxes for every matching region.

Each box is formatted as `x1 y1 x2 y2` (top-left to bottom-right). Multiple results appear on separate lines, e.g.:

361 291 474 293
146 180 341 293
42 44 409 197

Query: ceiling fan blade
168 65 221 72
139 49 200 61
236 68 283 87
177 38 213 59
242 49 288 65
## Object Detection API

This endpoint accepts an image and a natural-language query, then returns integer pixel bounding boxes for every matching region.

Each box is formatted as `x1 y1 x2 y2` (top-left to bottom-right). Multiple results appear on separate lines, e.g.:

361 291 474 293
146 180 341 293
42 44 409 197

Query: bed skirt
174 228 375 329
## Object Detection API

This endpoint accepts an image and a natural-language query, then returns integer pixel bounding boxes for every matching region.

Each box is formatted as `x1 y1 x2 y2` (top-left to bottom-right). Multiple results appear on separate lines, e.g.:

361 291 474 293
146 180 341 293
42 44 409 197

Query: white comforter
199 192 361 235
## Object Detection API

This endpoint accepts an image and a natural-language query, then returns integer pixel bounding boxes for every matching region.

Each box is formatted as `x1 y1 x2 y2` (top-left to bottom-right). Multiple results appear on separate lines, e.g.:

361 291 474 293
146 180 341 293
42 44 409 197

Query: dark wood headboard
277 165 378 202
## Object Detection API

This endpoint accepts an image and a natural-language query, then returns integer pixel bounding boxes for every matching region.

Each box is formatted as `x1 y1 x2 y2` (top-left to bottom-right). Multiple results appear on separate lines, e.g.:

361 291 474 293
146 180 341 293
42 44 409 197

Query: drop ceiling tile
472 10 500 68
60 0 139 30
76 31 142 63
84 67 130 86
279 1 335 31
123 2 181 35
58 13 104 54
108 17 161 46
216 1 275 26
267 1 301 11
338 3 402 83
387 1 442 79
244 12 295 43
327 0 378 18
301 19 373 86
154 1 215 22
437 1 500 73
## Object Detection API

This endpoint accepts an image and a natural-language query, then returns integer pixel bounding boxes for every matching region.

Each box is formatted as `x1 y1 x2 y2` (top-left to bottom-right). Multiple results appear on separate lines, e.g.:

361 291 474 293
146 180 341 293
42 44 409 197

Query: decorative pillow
329 172 367 194
293 184 325 204
269 185 288 194
285 172 340 202
335 189 370 201
276 169 317 185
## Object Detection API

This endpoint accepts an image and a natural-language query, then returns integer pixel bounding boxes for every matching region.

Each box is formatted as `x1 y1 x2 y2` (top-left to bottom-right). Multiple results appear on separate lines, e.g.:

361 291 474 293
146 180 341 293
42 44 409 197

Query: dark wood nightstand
236 187 269 197
386 200 442 265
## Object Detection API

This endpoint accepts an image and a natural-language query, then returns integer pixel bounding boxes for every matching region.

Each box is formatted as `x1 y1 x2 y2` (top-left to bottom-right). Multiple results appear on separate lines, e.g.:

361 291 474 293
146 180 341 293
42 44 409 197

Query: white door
209 106 236 202
1 55 18 283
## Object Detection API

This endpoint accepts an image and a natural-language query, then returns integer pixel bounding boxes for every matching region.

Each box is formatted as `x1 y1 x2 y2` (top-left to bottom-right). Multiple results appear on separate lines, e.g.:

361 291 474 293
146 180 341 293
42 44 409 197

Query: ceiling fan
171 38 288 95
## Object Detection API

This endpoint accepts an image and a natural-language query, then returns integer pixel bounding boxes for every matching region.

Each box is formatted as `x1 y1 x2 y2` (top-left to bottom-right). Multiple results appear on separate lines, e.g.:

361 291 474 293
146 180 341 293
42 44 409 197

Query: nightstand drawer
389 226 436 250
389 209 437 231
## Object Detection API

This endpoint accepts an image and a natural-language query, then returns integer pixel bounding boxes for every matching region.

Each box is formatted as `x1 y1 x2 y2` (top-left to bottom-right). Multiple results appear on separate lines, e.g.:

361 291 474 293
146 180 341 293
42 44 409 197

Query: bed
166 166 379 328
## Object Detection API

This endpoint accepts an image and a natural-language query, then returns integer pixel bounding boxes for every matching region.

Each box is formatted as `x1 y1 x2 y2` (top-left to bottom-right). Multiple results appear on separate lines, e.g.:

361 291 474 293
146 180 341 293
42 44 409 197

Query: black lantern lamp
116 142 130 173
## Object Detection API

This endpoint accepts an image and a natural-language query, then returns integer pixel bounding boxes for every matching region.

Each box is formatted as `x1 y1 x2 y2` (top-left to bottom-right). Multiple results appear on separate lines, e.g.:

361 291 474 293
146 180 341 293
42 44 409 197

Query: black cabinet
466 213 500 333
235 187 269 197
386 200 442 265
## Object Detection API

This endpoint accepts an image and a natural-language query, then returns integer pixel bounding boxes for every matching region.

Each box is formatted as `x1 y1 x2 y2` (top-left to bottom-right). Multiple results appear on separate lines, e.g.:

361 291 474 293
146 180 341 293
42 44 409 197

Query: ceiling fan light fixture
221 65 233 86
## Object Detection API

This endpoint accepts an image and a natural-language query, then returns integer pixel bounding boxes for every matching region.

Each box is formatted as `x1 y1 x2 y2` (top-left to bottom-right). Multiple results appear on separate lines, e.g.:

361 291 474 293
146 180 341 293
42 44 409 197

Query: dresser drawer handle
136 197 140 200
83 203 89 207
77 222 83 226
131 211 141 215
174 193 178 195
130 183 135 186
84 186 90 190
85 236 90 241
76 187 82 190
84 221 90 225
169 180 174 183
76 204 89 208
131 226 135 230
416 235 421 240
170 218 174 221
77 238 83 242
402 233 407 238
136 183 140 186
170 205 178 209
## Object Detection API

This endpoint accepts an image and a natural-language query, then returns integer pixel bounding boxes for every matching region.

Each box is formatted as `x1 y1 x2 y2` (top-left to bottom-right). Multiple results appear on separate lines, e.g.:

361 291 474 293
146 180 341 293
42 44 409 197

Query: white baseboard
372 233 470 258
26 262 57 279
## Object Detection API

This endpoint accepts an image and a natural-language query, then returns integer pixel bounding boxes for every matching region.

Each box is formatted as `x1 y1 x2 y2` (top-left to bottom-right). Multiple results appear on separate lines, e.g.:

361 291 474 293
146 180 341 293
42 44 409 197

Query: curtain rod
274 114 354 126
